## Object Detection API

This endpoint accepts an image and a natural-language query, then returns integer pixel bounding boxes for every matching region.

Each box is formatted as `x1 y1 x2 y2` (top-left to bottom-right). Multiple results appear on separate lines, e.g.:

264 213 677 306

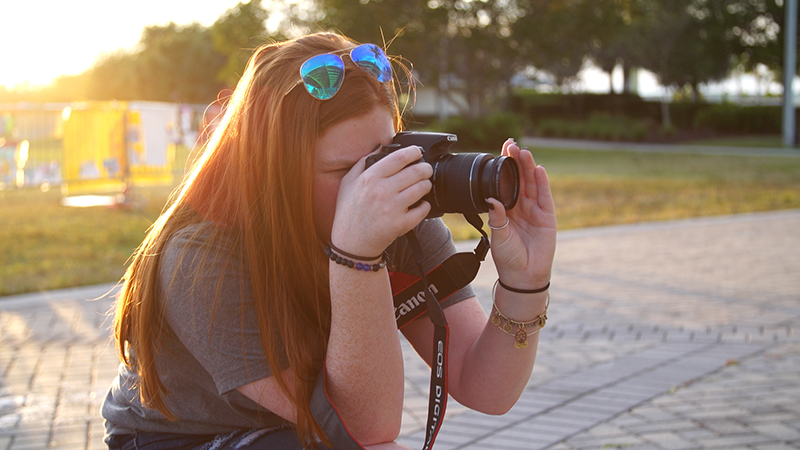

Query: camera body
365 131 519 218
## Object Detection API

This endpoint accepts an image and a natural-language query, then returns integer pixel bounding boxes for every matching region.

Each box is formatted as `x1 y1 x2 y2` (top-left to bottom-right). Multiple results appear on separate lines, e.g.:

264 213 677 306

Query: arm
237 144 432 446
322 144 433 444
403 139 556 414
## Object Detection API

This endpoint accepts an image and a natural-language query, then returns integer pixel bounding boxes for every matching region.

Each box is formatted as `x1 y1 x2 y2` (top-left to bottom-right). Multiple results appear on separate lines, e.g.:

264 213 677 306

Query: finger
525 147 538 167
517 148 539 200
385 160 432 194
485 197 509 234
364 145 422 178
501 138 516 157
403 200 432 231
535 165 556 214
397 178 432 209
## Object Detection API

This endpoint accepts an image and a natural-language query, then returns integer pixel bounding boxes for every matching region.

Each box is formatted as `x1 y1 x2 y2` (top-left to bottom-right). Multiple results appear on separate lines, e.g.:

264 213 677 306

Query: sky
0 0 243 88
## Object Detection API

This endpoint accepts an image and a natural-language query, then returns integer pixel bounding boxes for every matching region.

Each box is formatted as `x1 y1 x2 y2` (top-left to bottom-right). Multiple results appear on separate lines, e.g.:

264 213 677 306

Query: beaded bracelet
491 281 549 349
324 245 387 272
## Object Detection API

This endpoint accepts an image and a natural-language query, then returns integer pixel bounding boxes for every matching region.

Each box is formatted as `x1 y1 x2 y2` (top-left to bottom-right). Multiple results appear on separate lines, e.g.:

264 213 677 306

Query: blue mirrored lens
300 54 345 100
350 44 392 83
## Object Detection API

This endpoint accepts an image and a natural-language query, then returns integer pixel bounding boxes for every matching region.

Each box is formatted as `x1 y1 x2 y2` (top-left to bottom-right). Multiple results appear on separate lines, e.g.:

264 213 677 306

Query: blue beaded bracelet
324 245 387 272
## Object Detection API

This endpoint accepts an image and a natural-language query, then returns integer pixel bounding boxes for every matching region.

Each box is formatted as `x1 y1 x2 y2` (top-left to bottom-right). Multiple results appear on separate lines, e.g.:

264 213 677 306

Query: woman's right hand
331 145 432 257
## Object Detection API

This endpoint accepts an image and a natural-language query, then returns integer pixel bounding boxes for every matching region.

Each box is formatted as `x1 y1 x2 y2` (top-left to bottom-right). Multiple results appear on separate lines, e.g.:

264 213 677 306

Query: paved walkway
2 210 799 450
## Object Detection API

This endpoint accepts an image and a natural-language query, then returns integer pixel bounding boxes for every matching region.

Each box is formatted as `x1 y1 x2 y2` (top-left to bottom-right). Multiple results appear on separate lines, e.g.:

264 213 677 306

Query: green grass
3 149 800 296
0 186 172 296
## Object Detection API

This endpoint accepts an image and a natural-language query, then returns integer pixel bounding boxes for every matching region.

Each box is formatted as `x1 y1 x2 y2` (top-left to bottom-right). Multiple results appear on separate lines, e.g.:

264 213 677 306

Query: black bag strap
311 215 489 450
391 237 489 329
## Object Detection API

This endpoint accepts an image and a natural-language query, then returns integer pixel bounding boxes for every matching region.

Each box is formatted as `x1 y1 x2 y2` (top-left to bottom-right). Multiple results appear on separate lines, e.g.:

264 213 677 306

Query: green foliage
537 113 649 142
210 0 274 87
426 112 523 152
693 104 782 134
88 23 228 103
512 91 659 122
511 91 783 137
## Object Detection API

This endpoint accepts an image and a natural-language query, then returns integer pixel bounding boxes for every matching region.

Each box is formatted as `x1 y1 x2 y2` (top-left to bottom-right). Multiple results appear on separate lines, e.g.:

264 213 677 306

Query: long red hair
113 33 403 446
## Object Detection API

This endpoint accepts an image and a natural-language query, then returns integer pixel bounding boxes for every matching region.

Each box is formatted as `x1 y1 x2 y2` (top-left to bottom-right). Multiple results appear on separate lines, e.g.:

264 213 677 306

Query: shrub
535 113 649 142
426 112 523 152
693 104 781 134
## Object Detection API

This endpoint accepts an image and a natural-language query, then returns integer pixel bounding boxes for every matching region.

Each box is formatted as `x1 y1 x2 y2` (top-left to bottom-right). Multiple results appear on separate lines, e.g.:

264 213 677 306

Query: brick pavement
2 209 799 450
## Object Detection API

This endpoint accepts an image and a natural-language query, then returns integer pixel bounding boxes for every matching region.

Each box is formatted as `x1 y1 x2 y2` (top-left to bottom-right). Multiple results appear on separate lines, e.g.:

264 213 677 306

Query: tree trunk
661 98 672 130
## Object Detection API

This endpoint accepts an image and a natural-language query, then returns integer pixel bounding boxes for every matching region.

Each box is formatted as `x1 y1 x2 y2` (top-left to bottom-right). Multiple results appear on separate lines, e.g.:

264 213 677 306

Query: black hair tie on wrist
498 279 550 294
327 242 384 262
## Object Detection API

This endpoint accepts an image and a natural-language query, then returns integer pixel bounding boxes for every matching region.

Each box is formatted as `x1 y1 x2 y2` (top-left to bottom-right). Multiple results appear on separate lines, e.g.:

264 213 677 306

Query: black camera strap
310 215 489 450
400 214 489 450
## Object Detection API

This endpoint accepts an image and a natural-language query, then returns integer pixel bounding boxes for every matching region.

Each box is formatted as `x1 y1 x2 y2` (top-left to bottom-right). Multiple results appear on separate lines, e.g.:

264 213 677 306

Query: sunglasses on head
297 43 392 100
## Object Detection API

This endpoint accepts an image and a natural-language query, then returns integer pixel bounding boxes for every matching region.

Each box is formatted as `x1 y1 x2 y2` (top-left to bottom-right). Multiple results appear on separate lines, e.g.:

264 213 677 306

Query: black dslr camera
365 131 520 218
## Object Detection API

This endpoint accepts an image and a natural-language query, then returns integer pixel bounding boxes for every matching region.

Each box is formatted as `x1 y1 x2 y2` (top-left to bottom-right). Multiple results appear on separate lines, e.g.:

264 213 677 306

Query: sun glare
0 0 244 88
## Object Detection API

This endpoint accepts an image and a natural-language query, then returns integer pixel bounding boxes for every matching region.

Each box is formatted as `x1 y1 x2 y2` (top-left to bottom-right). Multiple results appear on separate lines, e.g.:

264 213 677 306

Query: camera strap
310 215 489 450
400 214 489 450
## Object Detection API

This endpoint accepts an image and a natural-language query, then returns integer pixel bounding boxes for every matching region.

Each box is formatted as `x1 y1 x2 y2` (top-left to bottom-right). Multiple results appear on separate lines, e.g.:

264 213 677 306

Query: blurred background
1 0 799 296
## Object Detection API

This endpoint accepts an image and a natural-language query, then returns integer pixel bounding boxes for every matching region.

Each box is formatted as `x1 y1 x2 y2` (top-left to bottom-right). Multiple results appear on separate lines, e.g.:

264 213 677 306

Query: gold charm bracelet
491 283 549 349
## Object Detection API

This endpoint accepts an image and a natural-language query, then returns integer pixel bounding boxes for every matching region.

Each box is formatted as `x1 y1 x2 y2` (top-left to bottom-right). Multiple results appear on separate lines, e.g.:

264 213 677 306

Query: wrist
495 274 551 293
330 228 388 258
498 279 549 294
325 245 388 272
328 242 383 263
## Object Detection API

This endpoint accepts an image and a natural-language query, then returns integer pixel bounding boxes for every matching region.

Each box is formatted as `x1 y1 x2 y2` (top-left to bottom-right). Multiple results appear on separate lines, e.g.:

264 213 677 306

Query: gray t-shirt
102 218 475 438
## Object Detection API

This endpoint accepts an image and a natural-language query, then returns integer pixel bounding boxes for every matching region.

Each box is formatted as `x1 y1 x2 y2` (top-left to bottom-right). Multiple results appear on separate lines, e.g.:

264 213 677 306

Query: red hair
113 33 404 446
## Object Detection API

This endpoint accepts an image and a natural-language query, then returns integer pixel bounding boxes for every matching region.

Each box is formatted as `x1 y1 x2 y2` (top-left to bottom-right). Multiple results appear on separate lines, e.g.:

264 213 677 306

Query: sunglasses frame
297 43 393 101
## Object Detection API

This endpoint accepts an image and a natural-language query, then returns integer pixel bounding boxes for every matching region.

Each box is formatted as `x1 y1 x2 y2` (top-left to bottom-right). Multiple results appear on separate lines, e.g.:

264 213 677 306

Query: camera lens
427 153 519 216
484 156 519 210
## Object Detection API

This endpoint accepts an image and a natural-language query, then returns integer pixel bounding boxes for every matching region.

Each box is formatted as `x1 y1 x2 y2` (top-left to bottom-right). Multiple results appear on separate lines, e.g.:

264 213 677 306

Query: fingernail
485 199 494 210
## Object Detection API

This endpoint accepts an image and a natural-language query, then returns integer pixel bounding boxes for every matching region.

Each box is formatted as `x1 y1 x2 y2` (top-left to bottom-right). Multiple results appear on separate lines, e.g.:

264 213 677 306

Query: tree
512 0 629 87
313 0 527 118
137 23 227 102
87 50 142 101
591 0 650 94
86 23 226 103
719 0 798 78
210 0 275 87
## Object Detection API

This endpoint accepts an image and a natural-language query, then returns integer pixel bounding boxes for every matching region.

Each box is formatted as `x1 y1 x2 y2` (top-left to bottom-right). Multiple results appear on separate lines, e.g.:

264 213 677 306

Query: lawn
2 149 800 296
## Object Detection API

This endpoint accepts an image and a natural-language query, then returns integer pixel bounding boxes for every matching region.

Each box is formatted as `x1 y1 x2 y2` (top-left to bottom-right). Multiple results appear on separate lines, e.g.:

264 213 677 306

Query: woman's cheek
313 176 341 240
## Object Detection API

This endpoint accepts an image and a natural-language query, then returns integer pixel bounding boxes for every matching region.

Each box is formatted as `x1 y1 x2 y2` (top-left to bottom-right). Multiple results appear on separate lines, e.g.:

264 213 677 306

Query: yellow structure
0 101 210 194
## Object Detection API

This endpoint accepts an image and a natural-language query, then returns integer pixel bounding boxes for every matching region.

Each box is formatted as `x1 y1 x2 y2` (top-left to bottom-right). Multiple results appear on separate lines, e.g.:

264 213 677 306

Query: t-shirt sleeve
392 218 476 310
159 224 272 396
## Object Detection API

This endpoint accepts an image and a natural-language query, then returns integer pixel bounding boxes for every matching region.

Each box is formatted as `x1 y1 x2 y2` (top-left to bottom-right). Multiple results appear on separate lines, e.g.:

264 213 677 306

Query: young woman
102 32 557 450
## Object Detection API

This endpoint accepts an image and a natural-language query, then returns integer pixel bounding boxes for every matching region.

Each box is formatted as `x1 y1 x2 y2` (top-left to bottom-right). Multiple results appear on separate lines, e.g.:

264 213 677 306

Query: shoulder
163 222 241 271
159 222 249 309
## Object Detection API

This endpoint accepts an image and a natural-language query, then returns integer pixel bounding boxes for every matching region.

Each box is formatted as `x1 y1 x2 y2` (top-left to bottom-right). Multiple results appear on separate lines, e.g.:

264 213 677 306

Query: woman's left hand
486 139 557 290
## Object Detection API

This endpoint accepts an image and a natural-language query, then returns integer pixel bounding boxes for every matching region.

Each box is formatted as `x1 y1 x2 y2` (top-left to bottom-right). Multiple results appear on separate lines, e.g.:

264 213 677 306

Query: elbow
454 390 518 416
479 402 515 416
354 418 402 447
